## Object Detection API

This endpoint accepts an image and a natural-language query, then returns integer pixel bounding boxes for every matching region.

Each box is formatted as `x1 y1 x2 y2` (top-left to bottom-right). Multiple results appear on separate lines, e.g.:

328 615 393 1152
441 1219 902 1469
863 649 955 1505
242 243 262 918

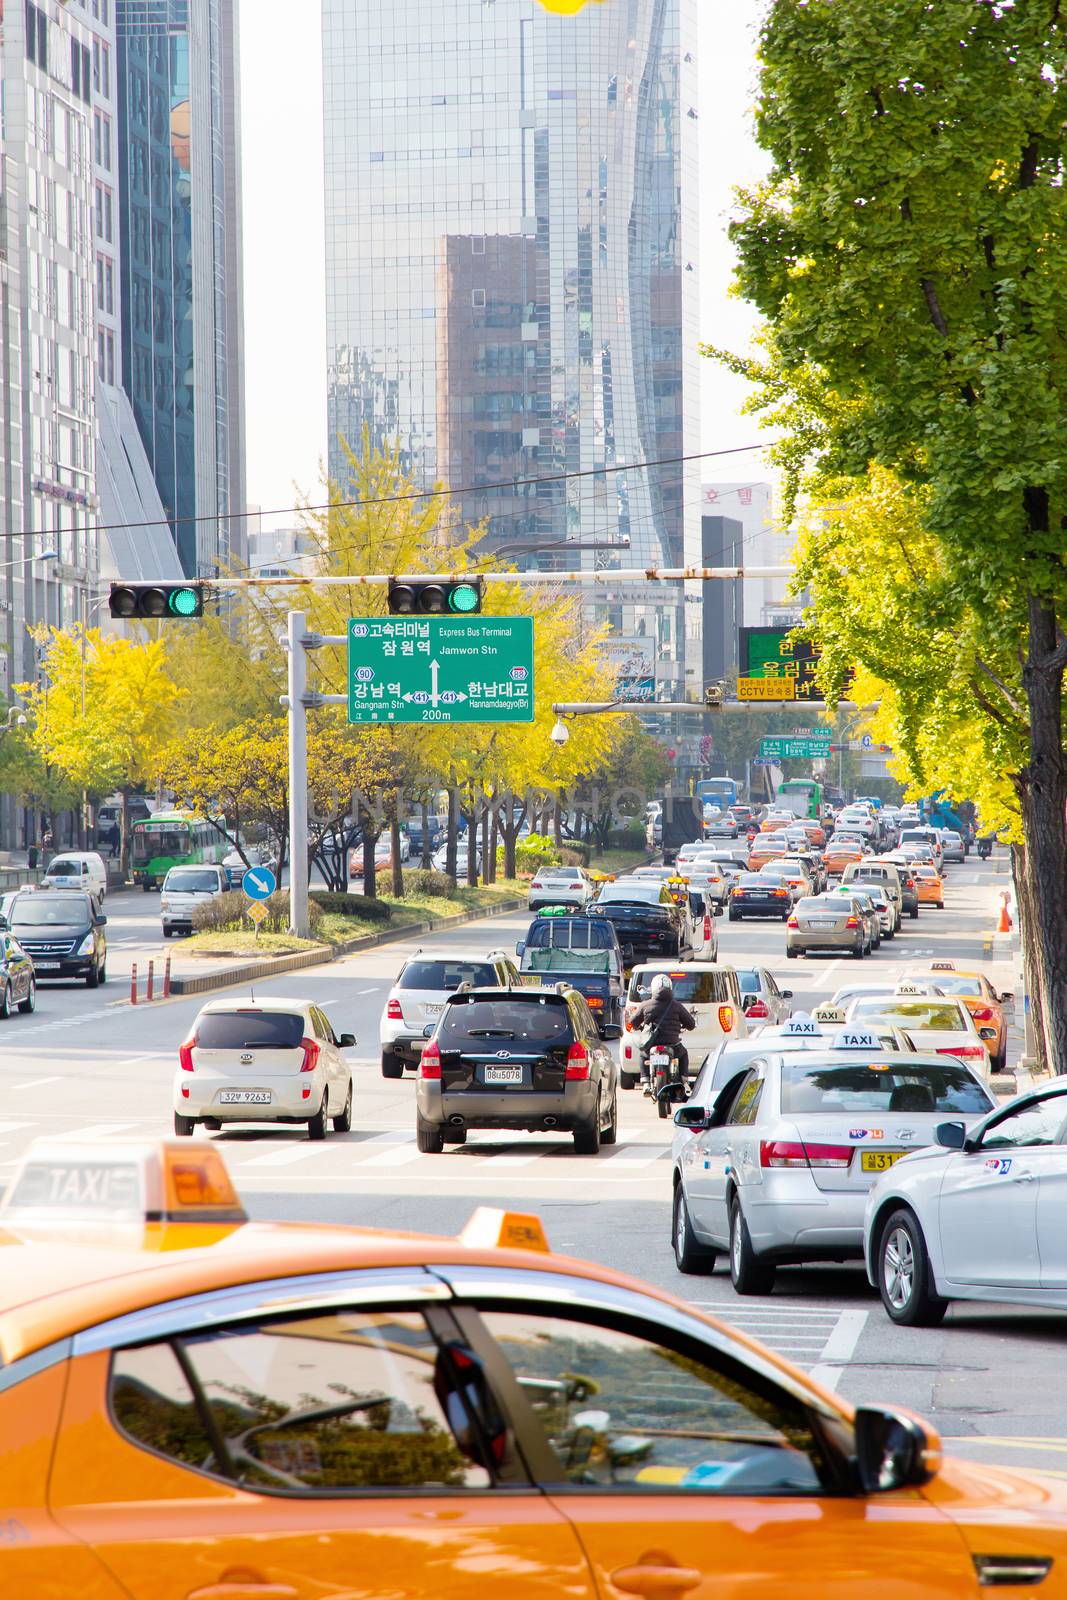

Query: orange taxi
5 1136 1067 1599
747 835 788 870
915 959 1014 1071
913 864 945 907
758 813 793 833
822 839 867 876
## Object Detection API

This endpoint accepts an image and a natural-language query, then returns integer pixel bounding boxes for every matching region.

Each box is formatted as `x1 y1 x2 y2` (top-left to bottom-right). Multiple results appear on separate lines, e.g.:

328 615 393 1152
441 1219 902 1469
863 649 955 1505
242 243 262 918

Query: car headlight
160 898 171 910
76 932 95 955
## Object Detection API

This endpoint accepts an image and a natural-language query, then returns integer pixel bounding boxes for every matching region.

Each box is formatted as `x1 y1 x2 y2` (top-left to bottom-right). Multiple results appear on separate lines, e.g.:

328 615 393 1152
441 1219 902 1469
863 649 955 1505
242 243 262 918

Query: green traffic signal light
387 577 483 615
449 582 481 613
168 587 201 617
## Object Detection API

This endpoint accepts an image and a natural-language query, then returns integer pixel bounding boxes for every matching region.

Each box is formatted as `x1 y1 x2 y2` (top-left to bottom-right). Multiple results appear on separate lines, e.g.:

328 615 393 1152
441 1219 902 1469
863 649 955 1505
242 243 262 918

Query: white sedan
843 990 990 1075
864 1081 1067 1325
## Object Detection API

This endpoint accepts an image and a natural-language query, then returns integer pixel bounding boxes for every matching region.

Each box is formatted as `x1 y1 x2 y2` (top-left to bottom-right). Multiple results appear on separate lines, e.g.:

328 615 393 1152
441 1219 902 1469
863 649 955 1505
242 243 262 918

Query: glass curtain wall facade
324 0 699 693
115 0 244 576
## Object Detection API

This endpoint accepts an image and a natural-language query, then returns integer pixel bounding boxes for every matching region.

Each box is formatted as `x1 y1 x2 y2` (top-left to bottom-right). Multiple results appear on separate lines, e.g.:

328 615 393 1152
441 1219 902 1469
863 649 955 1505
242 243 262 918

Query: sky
239 0 772 533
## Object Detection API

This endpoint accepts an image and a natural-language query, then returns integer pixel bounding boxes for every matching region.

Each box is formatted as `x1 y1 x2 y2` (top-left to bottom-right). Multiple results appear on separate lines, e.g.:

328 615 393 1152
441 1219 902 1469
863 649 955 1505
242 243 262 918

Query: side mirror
781 989 793 1000
714 903 724 918
935 1120 967 1151
433 1342 509 1474
674 1105 710 1130
338 1032 356 1048
999 991 1015 1004
0 917 8 932
96 914 107 926
853 1405 940 1493
423 1023 435 1039
623 945 635 963
515 940 525 957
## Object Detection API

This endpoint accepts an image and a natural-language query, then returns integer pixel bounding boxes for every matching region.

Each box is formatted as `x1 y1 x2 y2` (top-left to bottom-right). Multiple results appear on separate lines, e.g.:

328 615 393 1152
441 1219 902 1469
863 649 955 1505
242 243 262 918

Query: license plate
34 961 61 970
861 1150 906 1172
483 1065 523 1085
810 920 837 928
649 1051 671 1066
219 1090 272 1105
424 1004 443 1017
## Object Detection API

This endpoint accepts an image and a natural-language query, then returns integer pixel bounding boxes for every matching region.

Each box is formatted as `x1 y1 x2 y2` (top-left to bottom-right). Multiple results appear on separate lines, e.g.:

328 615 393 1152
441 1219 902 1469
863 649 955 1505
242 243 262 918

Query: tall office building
114 0 246 577
324 0 700 695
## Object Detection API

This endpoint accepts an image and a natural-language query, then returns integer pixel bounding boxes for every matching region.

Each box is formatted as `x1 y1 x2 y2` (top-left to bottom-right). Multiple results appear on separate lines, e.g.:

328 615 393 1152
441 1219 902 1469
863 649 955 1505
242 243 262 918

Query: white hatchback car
160 864 227 936
174 997 356 1139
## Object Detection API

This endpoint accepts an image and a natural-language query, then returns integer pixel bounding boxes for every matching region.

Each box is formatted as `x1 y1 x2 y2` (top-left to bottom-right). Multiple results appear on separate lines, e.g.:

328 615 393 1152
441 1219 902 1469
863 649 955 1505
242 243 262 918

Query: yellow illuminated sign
534 0 606 10
737 677 796 701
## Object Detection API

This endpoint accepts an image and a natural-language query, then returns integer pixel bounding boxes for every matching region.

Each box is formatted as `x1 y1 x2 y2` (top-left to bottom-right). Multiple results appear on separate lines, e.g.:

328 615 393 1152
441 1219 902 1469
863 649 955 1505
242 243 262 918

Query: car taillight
761 1140 853 1169
718 1004 735 1032
937 1045 986 1061
386 998 404 1020
746 999 769 1018
845 916 860 928
787 915 799 928
565 1041 590 1080
179 1038 195 1072
905 877 915 888
586 995 603 1009
531 880 541 888
970 1005 994 1022
299 1038 320 1073
420 1041 442 1078
703 914 712 941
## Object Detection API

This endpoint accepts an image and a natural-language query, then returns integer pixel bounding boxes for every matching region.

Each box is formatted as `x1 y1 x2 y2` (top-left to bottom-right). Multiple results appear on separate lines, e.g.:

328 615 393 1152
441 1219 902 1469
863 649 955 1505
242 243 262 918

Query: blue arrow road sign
861 733 873 748
242 866 277 901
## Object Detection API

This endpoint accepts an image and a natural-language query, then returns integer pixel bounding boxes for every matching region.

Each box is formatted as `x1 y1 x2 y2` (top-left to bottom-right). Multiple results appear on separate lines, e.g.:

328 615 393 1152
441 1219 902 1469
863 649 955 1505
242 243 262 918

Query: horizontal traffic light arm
195 564 794 589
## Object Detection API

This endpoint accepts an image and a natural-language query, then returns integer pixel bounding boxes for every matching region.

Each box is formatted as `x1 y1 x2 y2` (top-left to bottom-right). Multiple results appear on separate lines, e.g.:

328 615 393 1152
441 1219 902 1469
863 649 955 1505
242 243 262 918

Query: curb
168 895 527 997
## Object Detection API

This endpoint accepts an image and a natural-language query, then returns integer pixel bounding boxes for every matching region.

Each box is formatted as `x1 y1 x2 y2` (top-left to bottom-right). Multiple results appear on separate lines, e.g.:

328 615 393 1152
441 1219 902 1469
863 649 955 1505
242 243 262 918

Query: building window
92 38 110 99
97 328 114 386
25 2 47 72
95 182 113 244
96 255 114 317
94 111 112 171
472 236 486 254
471 288 486 309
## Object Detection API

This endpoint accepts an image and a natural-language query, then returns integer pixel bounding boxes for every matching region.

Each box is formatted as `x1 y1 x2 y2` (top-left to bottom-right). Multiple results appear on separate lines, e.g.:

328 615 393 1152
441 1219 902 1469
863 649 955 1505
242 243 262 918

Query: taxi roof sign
894 982 924 996
460 1207 549 1254
812 1004 847 1024
930 960 957 971
1 1139 247 1226
780 1017 823 1037
835 1030 883 1050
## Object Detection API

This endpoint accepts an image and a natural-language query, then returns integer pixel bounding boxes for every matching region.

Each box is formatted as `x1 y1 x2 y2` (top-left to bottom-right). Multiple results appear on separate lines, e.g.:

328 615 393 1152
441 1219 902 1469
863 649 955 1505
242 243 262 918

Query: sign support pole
287 610 311 939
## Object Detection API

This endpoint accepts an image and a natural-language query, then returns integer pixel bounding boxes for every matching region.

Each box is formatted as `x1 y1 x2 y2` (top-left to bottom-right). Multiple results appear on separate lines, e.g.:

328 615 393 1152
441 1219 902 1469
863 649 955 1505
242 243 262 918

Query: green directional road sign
347 615 535 725
760 736 834 760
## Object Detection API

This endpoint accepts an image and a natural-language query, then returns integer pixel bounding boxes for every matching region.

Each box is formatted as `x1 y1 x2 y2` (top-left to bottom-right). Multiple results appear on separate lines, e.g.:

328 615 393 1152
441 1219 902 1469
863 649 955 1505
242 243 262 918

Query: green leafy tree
719 0 1067 1071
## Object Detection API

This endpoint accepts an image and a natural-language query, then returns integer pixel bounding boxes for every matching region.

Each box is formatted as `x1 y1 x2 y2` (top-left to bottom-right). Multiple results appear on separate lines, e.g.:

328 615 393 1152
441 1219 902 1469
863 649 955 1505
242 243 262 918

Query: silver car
527 865 594 911
379 949 520 1077
671 1048 995 1286
735 966 793 1024
785 894 870 959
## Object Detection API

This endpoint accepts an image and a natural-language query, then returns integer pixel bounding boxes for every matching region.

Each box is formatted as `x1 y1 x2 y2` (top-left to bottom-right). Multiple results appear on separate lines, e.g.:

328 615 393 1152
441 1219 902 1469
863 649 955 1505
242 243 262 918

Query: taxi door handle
186 1584 299 1600
610 1551 702 1599
1013 1170 1035 1183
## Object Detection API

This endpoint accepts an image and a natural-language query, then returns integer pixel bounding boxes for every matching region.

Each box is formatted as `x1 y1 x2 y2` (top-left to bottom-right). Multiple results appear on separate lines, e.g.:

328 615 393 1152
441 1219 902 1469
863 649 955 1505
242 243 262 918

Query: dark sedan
727 872 792 921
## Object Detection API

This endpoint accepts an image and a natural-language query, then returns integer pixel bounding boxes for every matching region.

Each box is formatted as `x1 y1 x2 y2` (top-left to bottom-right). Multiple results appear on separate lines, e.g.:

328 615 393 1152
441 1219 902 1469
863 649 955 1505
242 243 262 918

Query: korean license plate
219 1090 272 1105
810 920 837 928
34 961 61 970
649 1051 671 1067
483 1066 523 1085
861 1150 906 1172
424 1004 443 1017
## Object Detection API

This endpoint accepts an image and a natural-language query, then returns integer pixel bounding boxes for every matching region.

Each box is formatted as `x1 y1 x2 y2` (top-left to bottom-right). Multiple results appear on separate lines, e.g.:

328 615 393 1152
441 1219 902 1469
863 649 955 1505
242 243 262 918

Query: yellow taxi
822 839 866 876
4 1136 1067 1598
746 835 787 871
913 863 945 907
914 960 1014 1071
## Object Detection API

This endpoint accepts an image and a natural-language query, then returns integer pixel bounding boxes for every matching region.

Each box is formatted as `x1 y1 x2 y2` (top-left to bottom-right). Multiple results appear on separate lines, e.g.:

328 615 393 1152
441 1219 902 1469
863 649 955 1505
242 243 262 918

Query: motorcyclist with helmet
628 972 697 1084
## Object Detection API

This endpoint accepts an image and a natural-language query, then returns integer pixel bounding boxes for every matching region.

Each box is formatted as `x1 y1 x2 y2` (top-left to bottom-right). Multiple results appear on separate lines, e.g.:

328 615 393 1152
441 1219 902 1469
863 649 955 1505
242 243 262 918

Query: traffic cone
997 893 1012 934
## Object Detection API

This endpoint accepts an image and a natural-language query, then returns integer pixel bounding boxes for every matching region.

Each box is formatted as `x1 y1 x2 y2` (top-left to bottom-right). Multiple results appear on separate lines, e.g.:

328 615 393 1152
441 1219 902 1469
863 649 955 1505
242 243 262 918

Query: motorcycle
642 1039 690 1119
977 835 995 860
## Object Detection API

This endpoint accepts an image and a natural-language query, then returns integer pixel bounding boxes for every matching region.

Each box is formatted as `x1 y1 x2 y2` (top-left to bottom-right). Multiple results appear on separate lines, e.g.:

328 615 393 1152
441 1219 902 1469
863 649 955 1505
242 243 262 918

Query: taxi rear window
629 971 733 1005
196 1012 305 1049
780 1059 993 1116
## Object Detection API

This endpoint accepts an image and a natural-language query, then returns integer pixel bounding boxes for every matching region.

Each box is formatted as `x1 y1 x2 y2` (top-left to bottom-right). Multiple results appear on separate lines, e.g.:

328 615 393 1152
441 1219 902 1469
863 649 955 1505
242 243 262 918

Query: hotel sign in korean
347 617 535 725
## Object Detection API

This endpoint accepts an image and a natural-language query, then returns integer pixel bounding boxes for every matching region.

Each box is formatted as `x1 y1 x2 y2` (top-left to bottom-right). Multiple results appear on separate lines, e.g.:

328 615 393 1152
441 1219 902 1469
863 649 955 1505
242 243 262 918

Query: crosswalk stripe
40 1122 136 1140
362 1143 426 1168
241 1143 320 1168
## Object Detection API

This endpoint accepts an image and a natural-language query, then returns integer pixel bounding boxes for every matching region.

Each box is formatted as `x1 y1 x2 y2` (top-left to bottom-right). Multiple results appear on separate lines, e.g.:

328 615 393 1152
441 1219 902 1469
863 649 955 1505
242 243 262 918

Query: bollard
162 955 171 999
146 960 155 1002
130 963 138 1005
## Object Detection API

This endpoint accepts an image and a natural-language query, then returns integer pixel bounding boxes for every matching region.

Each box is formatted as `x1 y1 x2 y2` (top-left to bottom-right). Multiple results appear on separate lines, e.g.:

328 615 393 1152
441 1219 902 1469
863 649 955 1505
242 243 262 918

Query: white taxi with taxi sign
3 1138 1067 1597
671 1017 996 1290
843 984 992 1074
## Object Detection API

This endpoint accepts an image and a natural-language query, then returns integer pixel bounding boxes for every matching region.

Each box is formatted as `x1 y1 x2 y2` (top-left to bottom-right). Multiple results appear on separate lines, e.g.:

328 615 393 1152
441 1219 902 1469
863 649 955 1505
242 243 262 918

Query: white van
620 961 746 1089
41 852 108 908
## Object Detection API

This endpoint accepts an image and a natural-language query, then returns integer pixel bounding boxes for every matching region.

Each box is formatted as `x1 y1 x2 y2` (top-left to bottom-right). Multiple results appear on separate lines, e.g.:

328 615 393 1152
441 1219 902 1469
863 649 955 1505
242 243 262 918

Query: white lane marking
0 1121 34 1135
362 1142 427 1168
51 1123 139 1140
479 1149 548 1169
809 1308 869 1390
356 987 379 995
240 1142 321 1168
9 1077 62 1090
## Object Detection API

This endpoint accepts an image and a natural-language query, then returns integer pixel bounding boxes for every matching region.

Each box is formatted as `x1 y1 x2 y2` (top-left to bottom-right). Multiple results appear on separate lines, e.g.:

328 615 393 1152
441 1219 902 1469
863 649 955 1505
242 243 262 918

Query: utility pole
287 610 310 938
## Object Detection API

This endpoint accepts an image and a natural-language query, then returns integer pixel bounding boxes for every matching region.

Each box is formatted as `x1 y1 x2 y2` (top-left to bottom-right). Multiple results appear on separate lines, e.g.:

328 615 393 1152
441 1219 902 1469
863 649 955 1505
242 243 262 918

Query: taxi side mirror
781 989 793 1000
713 903 724 917
423 1023 435 1039
96 913 107 926
0 916 8 932
433 1342 509 1475
674 1105 710 1130
515 940 525 956
935 1120 967 1151
338 1032 356 1048
854 1405 939 1493
999 991 1015 1004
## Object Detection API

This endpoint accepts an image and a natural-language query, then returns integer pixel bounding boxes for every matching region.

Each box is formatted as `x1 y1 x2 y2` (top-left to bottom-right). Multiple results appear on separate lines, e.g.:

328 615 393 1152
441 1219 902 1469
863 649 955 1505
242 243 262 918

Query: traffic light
109 582 205 619
387 577 483 616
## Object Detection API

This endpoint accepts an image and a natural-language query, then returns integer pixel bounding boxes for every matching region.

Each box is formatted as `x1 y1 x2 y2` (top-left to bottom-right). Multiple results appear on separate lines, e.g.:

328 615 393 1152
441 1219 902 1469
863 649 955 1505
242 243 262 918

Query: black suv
415 985 618 1155
6 891 107 986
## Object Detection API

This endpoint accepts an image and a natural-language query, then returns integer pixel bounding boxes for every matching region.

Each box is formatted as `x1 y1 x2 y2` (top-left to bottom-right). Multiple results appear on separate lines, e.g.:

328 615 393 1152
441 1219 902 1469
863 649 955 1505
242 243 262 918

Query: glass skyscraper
115 0 245 576
323 0 699 692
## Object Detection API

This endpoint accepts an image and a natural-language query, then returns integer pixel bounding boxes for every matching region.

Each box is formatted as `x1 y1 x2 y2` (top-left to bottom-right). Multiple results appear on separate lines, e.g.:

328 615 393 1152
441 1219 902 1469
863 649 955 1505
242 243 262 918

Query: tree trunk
488 802 499 884
554 796 563 848
420 798 431 870
480 800 490 886
1011 839 1048 1074
465 801 478 888
119 786 130 877
446 785 459 881
361 806 377 899
390 815 404 897
1020 593 1067 1076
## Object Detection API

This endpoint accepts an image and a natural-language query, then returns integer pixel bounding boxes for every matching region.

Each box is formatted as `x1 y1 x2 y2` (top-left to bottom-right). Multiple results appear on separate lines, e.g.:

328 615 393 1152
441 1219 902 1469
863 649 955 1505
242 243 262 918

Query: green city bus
130 811 226 890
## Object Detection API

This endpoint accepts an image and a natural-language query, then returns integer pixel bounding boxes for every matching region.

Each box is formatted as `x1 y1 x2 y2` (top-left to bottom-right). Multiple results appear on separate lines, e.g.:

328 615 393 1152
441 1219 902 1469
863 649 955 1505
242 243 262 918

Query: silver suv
379 949 520 1077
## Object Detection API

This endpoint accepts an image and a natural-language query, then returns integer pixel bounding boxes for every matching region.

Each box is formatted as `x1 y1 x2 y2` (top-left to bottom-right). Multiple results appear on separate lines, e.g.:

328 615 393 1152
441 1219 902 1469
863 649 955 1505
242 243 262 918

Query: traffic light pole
287 611 311 938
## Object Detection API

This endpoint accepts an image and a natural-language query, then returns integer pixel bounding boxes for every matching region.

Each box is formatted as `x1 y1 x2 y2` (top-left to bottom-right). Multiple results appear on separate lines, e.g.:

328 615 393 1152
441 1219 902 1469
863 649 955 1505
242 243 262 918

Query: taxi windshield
780 1058 994 1115
850 999 968 1030
9 894 92 925
920 975 982 996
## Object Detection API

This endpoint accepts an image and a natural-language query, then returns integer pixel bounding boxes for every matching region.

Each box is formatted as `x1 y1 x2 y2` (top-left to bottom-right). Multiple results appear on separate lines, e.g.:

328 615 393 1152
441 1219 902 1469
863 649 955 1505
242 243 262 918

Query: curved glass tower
323 0 699 692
